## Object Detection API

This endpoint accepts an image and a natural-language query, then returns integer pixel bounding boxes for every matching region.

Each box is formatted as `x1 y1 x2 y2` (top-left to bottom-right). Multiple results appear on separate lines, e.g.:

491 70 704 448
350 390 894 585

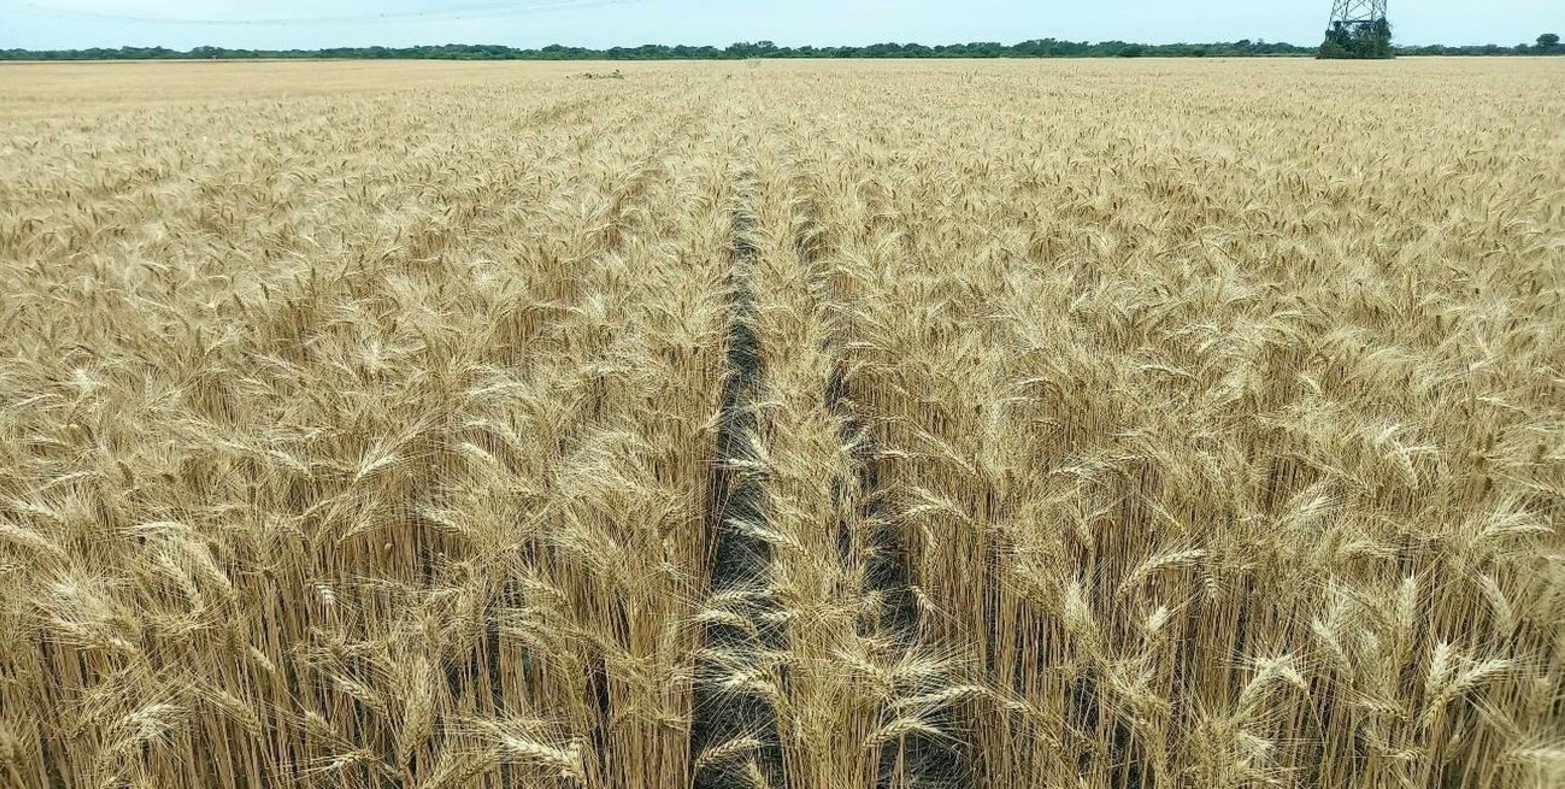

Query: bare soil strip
691 163 788 789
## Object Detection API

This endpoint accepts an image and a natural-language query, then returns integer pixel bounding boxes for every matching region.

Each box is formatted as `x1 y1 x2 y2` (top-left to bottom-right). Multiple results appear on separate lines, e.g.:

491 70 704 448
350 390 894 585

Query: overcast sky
3 0 1560 50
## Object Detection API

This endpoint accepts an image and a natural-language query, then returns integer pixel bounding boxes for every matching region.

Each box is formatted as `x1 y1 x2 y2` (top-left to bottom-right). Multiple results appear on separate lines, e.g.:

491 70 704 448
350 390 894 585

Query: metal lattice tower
1328 0 1387 30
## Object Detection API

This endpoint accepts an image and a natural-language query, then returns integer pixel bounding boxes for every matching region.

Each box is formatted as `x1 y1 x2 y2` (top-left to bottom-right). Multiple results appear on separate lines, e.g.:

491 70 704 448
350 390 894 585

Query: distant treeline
2 38 1562 62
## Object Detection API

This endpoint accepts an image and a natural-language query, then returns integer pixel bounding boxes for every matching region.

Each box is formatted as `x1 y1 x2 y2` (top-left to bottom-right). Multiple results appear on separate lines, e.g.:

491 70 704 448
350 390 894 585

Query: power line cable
3 0 644 26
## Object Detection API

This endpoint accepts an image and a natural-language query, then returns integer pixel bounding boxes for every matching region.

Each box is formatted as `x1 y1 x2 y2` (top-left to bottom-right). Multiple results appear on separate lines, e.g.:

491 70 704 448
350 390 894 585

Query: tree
1539 33 1561 52
1319 25 1353 58
1357 18 1394 58
1319 18 1393 59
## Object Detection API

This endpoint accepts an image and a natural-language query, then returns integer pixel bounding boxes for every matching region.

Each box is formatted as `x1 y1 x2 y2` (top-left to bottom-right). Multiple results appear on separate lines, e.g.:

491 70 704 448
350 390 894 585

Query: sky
3 0 1560 51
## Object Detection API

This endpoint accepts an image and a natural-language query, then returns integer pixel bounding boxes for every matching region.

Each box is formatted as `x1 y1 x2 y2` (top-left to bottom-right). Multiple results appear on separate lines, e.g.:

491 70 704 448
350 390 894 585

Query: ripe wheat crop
1 57 1562 788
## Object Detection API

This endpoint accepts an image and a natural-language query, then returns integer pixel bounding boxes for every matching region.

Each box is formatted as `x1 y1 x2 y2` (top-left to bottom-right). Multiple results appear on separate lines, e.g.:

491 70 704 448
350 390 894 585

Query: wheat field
0 57 1562 788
